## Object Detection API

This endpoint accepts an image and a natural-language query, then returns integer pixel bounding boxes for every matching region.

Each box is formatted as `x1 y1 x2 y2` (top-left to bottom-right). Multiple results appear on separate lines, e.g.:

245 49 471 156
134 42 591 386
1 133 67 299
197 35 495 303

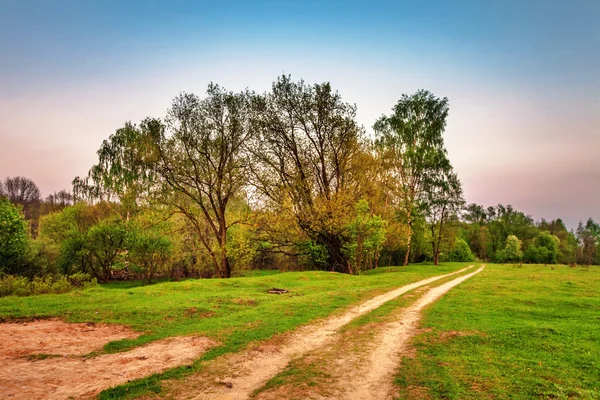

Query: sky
0 0 598 229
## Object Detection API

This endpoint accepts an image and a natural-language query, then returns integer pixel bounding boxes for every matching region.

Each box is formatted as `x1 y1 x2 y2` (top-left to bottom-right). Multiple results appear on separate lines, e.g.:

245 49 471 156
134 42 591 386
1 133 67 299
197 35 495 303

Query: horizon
1 0 598 229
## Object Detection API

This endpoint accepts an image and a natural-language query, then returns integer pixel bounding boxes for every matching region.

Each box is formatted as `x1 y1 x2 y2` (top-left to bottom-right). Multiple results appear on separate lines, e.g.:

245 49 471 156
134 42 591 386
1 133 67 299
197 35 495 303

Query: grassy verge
394 264 600 399
0 262 471 399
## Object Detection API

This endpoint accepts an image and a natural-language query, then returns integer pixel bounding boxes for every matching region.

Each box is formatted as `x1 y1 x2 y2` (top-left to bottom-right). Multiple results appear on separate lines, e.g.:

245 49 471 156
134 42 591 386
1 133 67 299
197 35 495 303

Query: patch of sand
0 319 140 358
0 320 217 400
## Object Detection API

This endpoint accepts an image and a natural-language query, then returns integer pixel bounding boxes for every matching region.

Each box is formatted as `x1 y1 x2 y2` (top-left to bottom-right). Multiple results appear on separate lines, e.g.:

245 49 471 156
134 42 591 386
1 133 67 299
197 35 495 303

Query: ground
0 263 598 399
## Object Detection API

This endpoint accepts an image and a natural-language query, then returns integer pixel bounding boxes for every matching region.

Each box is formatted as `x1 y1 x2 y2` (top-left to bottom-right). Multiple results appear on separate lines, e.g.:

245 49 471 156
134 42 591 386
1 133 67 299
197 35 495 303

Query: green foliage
0 197 28 274
87 219 127 279
126 224 172 284
447 238 475 262
525 231 561 264
0 273 97 297
495 234 522 263
343 200 387 273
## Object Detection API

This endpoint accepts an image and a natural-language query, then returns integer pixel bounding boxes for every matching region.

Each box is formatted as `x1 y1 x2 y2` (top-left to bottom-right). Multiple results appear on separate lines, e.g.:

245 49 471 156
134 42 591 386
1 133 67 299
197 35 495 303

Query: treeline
1 76 598 288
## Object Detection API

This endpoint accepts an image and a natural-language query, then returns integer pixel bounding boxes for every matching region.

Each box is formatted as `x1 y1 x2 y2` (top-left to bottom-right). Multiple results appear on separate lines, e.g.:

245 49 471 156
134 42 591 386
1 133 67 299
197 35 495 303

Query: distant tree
375 90 451 266
525 231 561 264
576 219 599 265
126 225 172 284
2 176 41 235
86 219 127 280
43 190 74 214
425 170 464 265
447 238 475 262
0 197 28 274
496 234 522 263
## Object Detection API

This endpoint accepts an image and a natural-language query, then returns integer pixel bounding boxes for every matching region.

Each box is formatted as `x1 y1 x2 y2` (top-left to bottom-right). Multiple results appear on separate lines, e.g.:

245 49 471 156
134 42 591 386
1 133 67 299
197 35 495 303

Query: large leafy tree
0 197 28 274
250 75 369 273
375 90 452 265
151 84 254 278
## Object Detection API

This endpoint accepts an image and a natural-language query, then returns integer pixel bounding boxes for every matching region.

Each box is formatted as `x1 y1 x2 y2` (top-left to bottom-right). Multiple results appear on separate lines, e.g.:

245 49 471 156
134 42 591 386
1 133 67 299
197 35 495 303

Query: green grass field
1 263 598 399
395 264 600 399
0 263 469 398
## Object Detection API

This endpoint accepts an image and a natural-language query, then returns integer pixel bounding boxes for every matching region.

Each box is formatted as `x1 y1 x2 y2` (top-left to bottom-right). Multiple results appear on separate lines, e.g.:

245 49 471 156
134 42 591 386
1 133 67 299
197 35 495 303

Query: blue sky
1 0 598 228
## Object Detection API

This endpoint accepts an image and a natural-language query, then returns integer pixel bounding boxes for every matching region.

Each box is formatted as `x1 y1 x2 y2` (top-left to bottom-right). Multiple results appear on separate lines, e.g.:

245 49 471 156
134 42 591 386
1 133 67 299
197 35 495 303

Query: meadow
1 263 598 399
395 264 600 399
0 263 467 398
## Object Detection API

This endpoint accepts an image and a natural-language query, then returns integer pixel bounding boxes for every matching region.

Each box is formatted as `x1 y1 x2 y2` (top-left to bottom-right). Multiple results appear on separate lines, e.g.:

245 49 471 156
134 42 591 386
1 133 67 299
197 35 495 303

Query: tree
2 176 41 236
425 170 464 265
525 231 561 264
447 238 475 262
375 90 451 265
496 234 522 263
0 197 28 274
250 75 369 273
126 226 172 284
576 219 600 265
151 84 254 278
86 219 127 280
73 120 159 220
343 200 387 273
43 190 74 214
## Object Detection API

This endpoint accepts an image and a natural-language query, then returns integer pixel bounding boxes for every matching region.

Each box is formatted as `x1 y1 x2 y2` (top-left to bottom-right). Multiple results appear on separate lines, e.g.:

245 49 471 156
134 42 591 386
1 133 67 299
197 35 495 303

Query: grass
0 262 470 399
394 264 600 399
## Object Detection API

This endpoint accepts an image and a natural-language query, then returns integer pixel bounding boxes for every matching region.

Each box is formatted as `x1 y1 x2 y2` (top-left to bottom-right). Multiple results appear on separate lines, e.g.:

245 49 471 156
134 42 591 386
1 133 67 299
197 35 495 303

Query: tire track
342 265 485 400
174 266 475 399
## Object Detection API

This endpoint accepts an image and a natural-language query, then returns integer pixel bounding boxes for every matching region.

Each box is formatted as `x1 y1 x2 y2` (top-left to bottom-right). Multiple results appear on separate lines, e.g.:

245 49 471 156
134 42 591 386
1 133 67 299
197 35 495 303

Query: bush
0 273 97 297
67 272 96 288
447 239 475 262
0 275 31 297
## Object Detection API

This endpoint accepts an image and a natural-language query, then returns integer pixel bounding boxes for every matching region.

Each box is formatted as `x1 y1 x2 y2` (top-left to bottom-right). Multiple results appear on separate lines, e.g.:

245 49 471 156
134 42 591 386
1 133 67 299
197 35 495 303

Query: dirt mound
0 320 217 399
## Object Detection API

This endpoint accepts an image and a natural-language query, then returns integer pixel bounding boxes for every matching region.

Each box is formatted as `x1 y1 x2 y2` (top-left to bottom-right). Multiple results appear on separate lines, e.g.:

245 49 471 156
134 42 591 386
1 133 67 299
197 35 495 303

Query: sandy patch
0 319 140 358
0 320 217 399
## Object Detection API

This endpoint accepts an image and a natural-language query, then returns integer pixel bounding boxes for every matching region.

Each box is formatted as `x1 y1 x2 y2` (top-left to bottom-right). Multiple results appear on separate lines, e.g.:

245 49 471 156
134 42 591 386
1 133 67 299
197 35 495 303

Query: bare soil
342 266 485 400
0 319 216 399
166 266 475 399
0 318 140 358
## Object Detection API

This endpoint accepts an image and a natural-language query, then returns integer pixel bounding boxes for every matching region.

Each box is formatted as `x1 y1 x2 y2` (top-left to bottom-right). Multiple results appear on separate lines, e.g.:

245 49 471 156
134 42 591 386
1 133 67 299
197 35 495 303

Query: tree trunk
317 232 349 273
404 217 413 266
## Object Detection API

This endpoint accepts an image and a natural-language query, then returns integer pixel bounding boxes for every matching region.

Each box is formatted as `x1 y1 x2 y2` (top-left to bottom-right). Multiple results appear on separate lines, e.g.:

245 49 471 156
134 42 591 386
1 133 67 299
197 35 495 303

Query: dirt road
169 265 476 399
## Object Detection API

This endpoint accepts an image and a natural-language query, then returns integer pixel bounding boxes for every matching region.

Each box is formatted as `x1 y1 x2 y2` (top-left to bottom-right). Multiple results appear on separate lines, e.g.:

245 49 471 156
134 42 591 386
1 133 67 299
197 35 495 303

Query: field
0 263 598 399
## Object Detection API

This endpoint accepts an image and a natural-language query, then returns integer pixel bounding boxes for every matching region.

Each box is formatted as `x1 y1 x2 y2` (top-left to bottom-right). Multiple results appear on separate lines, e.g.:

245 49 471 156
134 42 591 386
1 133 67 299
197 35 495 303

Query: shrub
447 238 475 262
0 273 97 297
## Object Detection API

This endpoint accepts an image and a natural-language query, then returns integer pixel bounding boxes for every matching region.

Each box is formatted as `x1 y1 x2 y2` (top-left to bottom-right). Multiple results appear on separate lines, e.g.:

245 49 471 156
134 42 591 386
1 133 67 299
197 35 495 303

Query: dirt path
167 265 475 399
0 320 217 400
251 266 485 400
343 265 485 400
